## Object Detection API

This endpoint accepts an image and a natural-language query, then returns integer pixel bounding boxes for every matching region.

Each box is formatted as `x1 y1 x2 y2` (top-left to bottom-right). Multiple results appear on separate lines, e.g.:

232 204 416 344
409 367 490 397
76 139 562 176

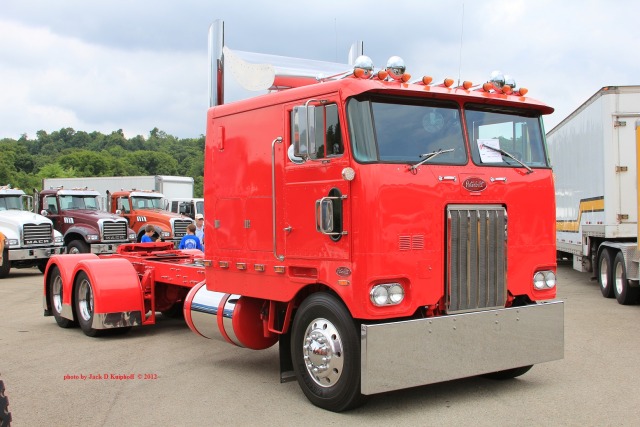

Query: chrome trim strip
92 311 142 329
361 301 564 395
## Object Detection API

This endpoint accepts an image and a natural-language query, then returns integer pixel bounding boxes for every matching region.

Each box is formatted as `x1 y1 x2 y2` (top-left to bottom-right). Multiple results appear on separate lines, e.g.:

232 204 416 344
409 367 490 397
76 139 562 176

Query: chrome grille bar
447 205 507 313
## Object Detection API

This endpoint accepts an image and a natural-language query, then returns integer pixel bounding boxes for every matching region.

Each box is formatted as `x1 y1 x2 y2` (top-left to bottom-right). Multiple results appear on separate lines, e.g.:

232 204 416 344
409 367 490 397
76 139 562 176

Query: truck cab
0 185 64 277
37 188 136 254
167 198 204 220
109 190 193 244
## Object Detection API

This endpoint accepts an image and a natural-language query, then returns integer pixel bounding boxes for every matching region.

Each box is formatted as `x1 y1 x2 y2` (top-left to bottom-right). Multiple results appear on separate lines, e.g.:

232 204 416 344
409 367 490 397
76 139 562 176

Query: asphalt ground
1 261 639 426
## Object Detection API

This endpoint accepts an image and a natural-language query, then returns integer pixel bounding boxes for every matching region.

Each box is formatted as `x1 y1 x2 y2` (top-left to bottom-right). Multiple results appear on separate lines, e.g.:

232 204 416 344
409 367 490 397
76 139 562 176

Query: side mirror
315 198 334 234
40 210 48 216
293 103 323 159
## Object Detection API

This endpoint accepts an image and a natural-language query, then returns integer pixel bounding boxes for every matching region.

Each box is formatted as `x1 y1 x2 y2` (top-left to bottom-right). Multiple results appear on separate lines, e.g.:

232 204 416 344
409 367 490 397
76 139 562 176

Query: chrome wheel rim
615 262 624 295
600 257 609 290
78 279 94 322
52 275 63 314
302 317 344 388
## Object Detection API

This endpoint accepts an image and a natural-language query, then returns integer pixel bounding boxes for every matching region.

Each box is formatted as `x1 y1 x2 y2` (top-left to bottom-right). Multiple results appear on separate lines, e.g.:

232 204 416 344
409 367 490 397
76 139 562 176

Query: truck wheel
74 272 103 337
482 365 533 380
291 293 365 412
161 301 185 319
0 250 10 279
67 240 90 254
598 248 614 298
0 379 11 427
613 252 639 305
48 266 78 328
37 260 48 273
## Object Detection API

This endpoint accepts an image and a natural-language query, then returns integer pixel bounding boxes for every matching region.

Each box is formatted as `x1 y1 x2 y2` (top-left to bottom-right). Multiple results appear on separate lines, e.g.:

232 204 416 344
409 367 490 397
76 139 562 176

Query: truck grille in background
102 221 127 241
23 223 53 246
173 220 192 238
447 205 507 313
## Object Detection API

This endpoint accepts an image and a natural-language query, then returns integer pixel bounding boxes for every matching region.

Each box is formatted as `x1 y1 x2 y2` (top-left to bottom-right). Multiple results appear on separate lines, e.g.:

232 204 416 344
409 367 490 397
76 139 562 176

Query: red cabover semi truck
43 20 564 411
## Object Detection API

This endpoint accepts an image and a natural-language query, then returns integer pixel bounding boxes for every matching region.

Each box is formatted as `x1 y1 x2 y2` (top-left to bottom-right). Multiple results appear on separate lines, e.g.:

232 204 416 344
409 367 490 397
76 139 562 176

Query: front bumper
360 301 564 395
90 242 129 254
8 246 66 261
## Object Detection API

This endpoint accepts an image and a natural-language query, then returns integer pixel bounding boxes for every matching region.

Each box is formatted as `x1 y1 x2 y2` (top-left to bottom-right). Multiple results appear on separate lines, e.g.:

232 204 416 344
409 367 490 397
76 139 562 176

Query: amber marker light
401 73 412 83
462 80 473 89
236 262 247 270
503 85 513 95
518 87 529 96
376 70 389 80
274 266 286 274
482 82 493 91
354 68 366 78
422 76 433 85
444 78 454 87
337 279 351 286
254 264 265 272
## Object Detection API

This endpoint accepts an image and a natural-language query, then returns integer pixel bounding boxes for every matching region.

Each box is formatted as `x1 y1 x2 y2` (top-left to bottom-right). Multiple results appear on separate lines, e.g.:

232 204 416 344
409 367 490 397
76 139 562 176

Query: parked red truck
36 187 136 254
43 20 564 411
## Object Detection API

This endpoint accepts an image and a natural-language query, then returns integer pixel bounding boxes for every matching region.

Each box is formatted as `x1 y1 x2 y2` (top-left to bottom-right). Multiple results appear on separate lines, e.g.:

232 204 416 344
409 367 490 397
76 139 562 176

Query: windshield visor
465 105 549 168
347 96 467 165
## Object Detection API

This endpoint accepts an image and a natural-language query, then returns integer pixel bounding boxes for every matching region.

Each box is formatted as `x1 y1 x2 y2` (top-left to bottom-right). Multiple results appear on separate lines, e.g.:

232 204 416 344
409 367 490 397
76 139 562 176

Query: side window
118 197 130 213
45 196 58 214
290 103 344 162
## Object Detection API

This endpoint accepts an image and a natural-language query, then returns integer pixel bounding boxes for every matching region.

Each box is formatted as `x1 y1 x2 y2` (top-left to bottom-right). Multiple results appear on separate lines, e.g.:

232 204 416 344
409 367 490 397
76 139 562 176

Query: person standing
179 224 203 250
194 214 205 247
141 225 156 243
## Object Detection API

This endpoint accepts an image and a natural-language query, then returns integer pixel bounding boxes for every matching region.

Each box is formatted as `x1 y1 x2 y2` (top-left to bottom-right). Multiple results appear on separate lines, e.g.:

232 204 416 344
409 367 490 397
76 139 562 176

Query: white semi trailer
548 85 640 304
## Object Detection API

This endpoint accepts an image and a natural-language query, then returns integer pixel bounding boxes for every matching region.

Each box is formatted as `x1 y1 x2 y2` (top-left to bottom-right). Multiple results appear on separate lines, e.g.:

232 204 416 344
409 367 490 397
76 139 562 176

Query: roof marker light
518 87 529 96
422 76 433 85
443 78 454 87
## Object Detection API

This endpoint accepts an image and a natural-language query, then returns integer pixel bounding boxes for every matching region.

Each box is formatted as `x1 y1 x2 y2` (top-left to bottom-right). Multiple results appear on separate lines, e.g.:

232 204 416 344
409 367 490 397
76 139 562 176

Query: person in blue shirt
141 225 156 243
179 224 203 250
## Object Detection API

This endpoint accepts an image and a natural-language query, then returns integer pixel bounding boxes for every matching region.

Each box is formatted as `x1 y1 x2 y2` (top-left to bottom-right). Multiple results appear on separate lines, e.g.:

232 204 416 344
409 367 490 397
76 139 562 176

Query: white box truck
42 175 194 204
548 85 640 304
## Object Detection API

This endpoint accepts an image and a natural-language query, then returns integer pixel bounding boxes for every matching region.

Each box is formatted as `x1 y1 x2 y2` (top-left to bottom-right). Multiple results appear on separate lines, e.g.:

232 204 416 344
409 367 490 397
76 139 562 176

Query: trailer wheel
598 248 614 298
75 271 103 337
613 252 639 305
67 240 90 254
0 250 10 279
49 266 78 328
482 365 533 380
291 293 365 412
0 379 11 427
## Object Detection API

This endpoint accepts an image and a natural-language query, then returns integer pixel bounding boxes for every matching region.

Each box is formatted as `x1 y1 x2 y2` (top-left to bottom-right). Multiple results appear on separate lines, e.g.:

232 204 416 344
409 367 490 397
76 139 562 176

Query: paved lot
1 261 639 426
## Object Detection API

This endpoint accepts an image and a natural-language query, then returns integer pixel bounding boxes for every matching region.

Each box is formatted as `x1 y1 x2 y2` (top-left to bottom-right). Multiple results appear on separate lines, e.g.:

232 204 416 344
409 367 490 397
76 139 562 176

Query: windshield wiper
482 144 533 174
409 148 454 172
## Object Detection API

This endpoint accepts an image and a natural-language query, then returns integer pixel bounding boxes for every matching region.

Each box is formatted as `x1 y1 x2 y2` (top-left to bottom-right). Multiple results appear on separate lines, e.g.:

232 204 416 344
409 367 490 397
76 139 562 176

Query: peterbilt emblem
462 177 487 192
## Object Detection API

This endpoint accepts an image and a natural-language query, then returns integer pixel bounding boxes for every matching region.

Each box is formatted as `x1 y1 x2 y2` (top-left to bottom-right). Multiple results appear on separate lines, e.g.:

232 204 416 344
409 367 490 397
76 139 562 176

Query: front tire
67 240 90 254
613 252 639 305
0 379 11 427
74 272 103 337
48 266 77 328
0 250 10 279
598 248 614 298
291 293 365 412
482 365 533 380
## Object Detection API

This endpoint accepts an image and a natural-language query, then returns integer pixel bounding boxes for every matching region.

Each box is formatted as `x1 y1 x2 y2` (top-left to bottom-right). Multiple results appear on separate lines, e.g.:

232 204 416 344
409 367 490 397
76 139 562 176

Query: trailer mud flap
360 301 564 395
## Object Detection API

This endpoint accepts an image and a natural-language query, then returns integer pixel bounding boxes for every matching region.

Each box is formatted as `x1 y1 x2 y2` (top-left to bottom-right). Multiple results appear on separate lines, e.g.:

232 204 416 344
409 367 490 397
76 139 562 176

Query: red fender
44 254 99 313
74 258 144 316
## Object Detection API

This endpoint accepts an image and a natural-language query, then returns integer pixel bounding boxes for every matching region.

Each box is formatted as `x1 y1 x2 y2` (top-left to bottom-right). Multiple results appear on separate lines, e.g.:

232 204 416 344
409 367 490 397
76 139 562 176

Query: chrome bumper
90 242 127 254
8 246 65 261
360 301 564 395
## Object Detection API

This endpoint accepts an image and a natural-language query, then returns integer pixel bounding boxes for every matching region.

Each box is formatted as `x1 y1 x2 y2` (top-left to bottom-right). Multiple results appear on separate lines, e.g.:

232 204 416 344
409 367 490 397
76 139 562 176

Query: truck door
42 195 61 230
280 101 351 261
615 115 638 225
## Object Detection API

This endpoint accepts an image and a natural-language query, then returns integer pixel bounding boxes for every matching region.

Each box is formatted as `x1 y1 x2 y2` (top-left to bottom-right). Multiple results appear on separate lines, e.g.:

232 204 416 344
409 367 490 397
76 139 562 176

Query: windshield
347 96 467 164
0 196 24 211
465 105 549 168
196 200 204 214
131 197 163 209
59 195 100 210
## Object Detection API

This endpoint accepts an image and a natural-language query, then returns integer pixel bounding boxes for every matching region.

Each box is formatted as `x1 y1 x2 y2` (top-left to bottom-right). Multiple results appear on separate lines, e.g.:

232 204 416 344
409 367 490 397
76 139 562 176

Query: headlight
161 231 170 238
6 239 19 247
54 236 63 244
87 234 99 241
533 270 556 290
128 233 136 240
370 283 405 306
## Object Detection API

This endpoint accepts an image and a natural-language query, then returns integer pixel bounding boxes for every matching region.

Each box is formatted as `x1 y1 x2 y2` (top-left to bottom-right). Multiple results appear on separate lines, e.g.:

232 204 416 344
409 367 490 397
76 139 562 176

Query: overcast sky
1 0 638 140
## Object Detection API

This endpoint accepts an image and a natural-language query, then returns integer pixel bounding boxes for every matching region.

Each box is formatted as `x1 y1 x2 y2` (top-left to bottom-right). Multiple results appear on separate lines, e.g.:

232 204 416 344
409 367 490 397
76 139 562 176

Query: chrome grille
173 219 192 238
447 205 507 313
23 223 53 246
102 221 127 241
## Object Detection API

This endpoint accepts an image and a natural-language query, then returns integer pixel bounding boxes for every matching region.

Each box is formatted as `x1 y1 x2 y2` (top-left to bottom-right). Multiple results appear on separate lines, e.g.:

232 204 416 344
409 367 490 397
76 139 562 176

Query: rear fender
43 254 99 318
74 258 144 319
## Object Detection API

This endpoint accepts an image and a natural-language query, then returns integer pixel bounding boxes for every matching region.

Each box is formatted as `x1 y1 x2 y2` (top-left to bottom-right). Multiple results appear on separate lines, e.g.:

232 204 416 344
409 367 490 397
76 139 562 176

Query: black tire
291 293 366 412
67 240 90 254
37 260 47 273
48 266 78 328
0 379 11 427
0 250 10 279
613 252 639 305
74 271 104 337
598 248 614 298
161 301 185 319
482 365 533 380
